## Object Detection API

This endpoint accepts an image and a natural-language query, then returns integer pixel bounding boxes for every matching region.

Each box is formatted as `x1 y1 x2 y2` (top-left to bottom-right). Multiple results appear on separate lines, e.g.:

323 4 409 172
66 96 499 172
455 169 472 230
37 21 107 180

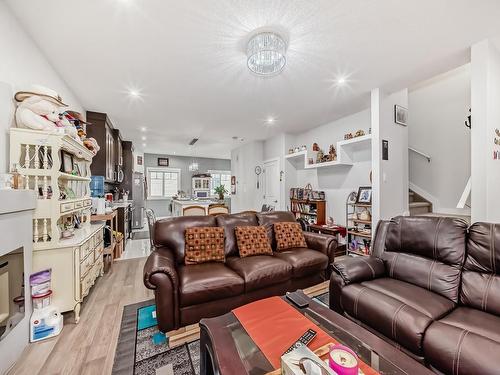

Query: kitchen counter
110 200 134 208
171 199 219 216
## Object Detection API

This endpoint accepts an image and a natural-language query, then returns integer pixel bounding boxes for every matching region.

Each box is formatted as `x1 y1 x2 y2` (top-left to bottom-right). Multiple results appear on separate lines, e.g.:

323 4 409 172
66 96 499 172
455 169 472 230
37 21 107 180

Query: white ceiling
7 0 500 159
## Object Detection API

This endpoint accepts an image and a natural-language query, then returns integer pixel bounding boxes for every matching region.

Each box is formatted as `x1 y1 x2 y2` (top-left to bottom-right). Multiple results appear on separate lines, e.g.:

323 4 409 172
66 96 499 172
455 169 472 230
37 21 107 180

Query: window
209 170 231 195
147 167 181 199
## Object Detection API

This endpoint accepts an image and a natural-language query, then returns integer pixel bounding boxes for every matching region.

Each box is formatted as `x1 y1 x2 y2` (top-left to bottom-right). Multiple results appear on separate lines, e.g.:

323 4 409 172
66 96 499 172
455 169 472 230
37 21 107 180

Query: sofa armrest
303 231 338 264
143 247 179 332
329 256 385 313
332 256 385 285
143 246 178 290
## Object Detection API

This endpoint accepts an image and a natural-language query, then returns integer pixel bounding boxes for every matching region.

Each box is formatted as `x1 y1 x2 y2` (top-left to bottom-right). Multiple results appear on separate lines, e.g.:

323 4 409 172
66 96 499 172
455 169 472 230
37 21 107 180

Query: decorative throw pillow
184 227 225 265
235 226 273 258
274 222 307 251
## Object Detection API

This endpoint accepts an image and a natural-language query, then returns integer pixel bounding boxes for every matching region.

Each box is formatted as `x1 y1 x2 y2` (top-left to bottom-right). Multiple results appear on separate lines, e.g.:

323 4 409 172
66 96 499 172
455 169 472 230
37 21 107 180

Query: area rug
113 292 329 375
112 300 200 375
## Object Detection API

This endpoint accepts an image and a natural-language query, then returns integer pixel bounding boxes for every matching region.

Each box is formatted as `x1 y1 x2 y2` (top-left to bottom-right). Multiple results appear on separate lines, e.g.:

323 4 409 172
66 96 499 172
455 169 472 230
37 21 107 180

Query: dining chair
208 204 229 216
182 205 206 216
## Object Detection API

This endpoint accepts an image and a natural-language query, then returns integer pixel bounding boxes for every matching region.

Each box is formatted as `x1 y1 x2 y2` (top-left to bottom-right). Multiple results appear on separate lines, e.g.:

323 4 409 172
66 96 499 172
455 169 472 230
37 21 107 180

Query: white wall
0 2 83 173
231 141 264 212
408 65 471 213
471 39 500 223
371 88 409 224
284 109 372 226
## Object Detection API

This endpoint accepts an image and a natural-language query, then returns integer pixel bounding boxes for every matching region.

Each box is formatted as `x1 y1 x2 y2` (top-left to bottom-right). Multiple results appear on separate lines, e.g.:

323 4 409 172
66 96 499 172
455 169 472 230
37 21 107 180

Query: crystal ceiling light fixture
247 32 287 76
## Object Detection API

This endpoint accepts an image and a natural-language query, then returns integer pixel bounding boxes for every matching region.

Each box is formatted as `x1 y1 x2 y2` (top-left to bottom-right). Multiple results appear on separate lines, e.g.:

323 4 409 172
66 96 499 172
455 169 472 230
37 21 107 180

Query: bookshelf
346 196 372 256
290 198 326 225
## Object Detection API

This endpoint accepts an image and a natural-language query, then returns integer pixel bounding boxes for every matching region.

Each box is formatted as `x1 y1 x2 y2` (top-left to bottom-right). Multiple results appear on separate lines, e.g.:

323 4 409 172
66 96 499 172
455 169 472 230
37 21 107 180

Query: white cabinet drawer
94 244 103 263
60 202 75 213
79 240 92 261
84 199 92 207
74 200 84 209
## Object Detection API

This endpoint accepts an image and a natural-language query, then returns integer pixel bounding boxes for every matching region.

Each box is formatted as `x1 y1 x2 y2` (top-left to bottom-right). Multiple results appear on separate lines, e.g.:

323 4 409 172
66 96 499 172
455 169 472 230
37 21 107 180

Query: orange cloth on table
232 297 331 369
232 296 379 374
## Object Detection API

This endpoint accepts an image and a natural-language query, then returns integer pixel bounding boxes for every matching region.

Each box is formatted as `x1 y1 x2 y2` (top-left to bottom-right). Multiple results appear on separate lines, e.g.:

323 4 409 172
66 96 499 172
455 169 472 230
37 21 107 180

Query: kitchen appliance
132 172 145 229
115 165 124 183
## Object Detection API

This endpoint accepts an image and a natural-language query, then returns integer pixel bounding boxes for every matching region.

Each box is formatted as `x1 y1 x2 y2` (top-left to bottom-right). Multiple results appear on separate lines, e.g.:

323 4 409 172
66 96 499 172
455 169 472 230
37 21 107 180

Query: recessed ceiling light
337 77 347 85
127 87 144 100
140 127 147 132
142 143 146 147
141 136 146 141
266 116 276 125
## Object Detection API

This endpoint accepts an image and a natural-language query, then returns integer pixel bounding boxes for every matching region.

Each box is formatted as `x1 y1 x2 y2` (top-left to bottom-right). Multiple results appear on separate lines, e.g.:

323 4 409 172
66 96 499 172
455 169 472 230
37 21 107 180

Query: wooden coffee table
199 291 433 375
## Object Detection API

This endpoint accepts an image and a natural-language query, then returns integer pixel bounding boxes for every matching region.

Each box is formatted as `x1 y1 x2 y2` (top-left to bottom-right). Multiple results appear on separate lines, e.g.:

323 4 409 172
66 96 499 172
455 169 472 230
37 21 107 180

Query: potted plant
214 185 228 201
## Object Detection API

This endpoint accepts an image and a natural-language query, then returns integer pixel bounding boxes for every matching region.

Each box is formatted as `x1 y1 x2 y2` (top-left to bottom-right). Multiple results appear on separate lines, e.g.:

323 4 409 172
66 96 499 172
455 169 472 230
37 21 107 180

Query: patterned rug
113 292 330 375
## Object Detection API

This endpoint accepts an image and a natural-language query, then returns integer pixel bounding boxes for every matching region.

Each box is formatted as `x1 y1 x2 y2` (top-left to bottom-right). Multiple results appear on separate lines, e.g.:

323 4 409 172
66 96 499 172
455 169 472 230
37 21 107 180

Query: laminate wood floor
8 257 153 375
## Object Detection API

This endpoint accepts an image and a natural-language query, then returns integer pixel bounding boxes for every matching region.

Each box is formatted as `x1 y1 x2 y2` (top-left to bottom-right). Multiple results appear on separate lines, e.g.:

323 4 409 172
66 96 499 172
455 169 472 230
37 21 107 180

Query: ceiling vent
188 138 199 146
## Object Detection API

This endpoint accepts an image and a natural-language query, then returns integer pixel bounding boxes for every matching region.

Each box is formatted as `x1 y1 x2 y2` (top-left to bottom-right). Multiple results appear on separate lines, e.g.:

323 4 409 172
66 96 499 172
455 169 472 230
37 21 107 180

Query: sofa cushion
274 248 328 278
234 226 273 257
226 255 292 291
360 278 455 319
376 216 468 303
216 212 258 257
154 216 218 264
256 211 296 250
461 222 500 315
184 227 225 265
340 278 455 355
274 222 307 251
423 307 500 375
178 263 244 307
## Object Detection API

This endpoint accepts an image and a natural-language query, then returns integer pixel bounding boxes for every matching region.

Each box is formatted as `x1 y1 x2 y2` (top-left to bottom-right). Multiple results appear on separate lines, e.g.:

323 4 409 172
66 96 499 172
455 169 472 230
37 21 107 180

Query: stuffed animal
14 85 68 131
83 138 100 155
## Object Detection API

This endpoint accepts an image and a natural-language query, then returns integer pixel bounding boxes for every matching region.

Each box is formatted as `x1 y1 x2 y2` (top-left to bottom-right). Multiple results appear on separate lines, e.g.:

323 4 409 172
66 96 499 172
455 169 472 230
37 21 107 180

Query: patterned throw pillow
185 227 225 265
274 222 307 251
235 226 273 258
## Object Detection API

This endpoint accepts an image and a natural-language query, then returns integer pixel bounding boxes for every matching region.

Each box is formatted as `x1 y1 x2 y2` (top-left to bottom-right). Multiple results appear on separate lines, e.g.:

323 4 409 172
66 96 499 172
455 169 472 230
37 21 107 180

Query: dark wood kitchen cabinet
113 129 123 166
121 141 134 198
86 111 116 183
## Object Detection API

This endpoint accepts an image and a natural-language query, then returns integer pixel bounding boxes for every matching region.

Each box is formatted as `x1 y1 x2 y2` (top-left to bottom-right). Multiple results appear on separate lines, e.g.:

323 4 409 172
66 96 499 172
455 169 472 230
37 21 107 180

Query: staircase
409 190 432 215
408 189 471 223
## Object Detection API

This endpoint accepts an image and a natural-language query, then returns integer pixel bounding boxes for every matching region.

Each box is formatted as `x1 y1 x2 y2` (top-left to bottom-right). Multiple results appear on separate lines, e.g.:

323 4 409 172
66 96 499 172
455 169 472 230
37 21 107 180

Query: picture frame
356 186 372 204
394 105 408 126
137 155 143 166
157 157 169 167
60 150 73 173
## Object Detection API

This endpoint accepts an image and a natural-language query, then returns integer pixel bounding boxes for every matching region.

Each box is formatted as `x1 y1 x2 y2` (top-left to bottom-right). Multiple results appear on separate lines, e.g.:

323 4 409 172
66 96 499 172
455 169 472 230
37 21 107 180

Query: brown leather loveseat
144 211 337 332
330 216 500 374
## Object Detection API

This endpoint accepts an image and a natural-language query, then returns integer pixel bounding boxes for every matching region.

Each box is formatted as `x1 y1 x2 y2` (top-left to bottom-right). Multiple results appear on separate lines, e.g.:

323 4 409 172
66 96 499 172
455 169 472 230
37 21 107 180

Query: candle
328 344 359 375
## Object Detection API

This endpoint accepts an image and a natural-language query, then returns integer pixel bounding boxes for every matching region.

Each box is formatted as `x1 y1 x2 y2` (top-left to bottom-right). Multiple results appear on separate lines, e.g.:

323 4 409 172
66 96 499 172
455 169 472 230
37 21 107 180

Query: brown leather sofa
144 211 337 332
330 216 500 374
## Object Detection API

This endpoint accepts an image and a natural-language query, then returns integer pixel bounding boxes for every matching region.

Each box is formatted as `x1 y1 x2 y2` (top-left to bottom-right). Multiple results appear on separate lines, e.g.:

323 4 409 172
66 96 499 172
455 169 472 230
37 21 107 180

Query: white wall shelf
285 135 371 170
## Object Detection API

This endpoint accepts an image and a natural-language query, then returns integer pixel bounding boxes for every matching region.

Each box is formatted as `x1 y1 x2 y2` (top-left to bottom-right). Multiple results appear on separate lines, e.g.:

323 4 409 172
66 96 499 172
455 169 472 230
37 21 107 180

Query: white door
263 158 281 210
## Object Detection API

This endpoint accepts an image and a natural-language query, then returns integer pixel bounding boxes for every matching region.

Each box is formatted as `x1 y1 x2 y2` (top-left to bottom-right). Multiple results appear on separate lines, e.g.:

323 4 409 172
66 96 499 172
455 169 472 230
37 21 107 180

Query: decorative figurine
312 142 320 151
316 149 324 164
328 144 337 161
354 129 365 137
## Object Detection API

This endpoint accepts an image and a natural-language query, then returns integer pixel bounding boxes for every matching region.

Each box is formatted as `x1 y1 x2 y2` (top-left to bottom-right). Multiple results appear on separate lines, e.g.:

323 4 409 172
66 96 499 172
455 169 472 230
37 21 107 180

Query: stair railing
409 147 431 162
